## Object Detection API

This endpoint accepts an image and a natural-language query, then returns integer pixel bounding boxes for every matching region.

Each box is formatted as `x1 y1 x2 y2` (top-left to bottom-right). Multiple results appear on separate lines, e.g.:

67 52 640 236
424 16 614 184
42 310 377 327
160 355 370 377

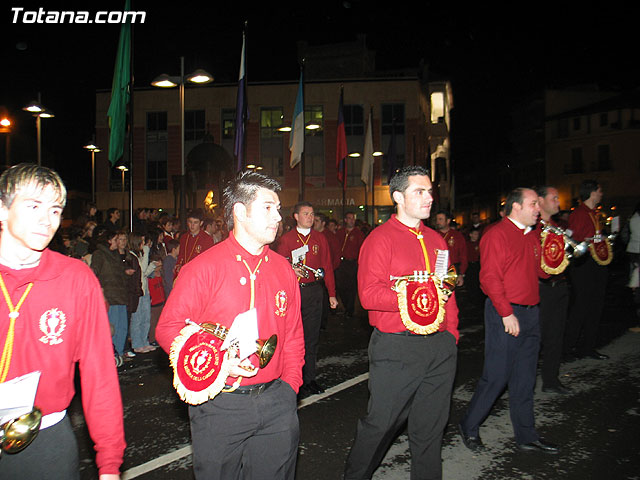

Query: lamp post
117 165 128 221
0 117 11 167
23 96 54 166
151 57 213 229
83 142 101 204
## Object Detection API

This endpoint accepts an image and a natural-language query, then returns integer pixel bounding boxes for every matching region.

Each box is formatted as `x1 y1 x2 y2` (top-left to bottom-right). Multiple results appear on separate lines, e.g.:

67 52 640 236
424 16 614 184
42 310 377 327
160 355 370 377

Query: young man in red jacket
345 166 458 480
0 164 125 479
459 187 559 454
277 202 337 395
156 170 304 480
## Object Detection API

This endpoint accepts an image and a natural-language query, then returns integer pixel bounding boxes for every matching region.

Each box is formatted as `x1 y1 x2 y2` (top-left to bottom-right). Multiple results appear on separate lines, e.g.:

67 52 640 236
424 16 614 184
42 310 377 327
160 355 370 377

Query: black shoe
585 350 609 360
458 424 484 451
542 382 572 394
516 439 559 454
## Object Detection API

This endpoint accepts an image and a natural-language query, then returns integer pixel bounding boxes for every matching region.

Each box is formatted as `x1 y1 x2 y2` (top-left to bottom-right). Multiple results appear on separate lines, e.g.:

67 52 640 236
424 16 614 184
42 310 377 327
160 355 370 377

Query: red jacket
336 227 365 261
174 230 215 276
156 232 305 392
357 215 459 341
569 203 601 242
439 228 469 274
322 229 342 271
277 229 336 297
0 249 125 475
480 217 546 317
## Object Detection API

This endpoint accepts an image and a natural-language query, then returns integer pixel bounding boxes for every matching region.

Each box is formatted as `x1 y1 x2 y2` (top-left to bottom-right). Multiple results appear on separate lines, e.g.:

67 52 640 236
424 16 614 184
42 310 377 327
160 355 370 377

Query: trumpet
292 261 325 280
390 266 458 296
197 321 278 369
540 220 589 259
0 407 42 456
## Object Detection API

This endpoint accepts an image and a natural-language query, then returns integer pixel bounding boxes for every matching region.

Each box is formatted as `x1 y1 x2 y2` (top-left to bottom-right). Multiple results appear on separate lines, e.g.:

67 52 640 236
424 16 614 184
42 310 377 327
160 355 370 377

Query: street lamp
22 97 54 166
151 57 213 228
117 165 128 220
83 142 101 203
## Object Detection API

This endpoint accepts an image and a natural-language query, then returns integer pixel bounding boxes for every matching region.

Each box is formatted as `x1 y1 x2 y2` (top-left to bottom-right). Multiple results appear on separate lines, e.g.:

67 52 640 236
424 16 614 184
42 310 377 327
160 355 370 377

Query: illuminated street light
83 142 101 203
22 96 54 166
152 57 213 228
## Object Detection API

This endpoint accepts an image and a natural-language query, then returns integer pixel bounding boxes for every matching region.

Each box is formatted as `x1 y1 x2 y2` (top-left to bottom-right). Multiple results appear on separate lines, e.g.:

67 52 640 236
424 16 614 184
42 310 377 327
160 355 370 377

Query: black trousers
539 280 569 386
189 380 299 480
0 415 80 480
345 329 457 480
460 300 540 445
565 257 608 355
300 282 324 384
336 259 358 316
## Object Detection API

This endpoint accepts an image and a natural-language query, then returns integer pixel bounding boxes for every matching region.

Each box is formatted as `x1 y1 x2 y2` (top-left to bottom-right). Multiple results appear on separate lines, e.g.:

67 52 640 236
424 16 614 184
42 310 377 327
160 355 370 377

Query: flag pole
299 60 305 201
128 8 134 232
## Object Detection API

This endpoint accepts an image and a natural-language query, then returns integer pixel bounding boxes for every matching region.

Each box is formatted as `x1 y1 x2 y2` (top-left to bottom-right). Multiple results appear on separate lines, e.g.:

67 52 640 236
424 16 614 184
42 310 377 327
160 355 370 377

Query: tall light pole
117 165 128 220
152 57 213 228
23 95 54 166
0 117 12 167
83 142 101 204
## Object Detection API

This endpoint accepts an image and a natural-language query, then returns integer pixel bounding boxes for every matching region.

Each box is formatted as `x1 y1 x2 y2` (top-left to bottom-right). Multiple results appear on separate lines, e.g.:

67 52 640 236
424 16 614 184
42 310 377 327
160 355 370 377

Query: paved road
71 264 640 479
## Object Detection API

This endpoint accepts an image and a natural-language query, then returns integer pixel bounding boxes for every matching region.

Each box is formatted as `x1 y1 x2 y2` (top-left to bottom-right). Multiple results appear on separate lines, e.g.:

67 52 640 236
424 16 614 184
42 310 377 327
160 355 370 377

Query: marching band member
277 202 337 396
435 210 468 286
535 185 572 394
459 187 558 454
173 209 214 278
156 171 304 480
0 164 125 479
565 180 611 360
345 166 459 480
335 211 365 318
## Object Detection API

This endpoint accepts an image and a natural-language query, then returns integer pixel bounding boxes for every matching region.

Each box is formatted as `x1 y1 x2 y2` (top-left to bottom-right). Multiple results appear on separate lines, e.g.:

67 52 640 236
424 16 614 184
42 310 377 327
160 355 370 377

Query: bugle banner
540 228 569 274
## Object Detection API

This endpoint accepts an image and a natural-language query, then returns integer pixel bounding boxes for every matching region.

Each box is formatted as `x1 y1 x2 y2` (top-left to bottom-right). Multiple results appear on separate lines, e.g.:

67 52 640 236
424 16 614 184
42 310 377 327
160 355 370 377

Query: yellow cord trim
0 273 34 382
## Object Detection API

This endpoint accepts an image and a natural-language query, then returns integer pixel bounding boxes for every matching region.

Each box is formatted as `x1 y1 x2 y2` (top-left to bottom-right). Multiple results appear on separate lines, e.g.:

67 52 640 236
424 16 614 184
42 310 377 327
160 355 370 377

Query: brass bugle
540 220 589 259
293 262 325 280
198 322 278 369
0 407 42 456
390 266 458 296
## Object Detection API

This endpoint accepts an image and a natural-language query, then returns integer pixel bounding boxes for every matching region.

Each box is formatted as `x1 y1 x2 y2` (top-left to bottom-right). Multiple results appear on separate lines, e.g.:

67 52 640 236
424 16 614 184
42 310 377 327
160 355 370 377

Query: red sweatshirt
156 232 305 392
276 229 336 297
480 217 545 317
174 230 215 276
569 203 601 242
0 249 125 475
439 228 469 274
336 227 365 261
357 215 459 341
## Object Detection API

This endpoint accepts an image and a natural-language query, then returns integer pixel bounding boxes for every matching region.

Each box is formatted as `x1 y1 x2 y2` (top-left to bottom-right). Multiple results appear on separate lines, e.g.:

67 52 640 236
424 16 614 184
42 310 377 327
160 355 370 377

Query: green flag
107 0 131 166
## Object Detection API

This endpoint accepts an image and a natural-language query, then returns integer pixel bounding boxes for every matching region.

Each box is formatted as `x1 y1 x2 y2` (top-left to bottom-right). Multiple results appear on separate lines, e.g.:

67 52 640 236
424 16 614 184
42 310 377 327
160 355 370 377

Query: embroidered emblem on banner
38 308 66 345
590 238 613 266
275 290 288 317
540 229 569 274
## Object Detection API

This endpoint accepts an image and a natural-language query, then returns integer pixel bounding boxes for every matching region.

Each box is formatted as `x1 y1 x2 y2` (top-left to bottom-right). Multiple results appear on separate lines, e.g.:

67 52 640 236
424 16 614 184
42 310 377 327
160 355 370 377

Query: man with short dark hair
459 187 558 454
565 179 610 360
278 202 337 395
102 207 120 233
0 163 125 479
156 170 304 480
535 185 572 393
345 166 459 480
174 209 215 277
435 210 468 286
335 211 364 317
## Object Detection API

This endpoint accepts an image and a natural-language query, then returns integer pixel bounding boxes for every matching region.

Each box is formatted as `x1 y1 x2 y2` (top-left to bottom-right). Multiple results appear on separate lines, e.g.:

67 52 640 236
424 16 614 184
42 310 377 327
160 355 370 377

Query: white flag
360 110 374 185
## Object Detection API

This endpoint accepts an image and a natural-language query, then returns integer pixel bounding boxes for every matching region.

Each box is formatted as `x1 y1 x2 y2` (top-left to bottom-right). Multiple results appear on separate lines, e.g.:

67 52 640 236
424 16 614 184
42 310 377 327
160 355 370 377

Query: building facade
94 74 453 225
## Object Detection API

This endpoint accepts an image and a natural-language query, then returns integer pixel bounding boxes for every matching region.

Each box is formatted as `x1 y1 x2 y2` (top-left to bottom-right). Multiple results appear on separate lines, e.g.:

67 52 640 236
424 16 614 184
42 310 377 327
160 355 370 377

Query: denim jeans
130 294 151 349
108 304 128 356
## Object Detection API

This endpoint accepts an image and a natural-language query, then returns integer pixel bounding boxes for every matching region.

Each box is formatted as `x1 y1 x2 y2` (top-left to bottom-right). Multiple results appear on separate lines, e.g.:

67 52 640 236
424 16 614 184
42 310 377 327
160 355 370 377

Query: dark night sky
1 1 637 193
